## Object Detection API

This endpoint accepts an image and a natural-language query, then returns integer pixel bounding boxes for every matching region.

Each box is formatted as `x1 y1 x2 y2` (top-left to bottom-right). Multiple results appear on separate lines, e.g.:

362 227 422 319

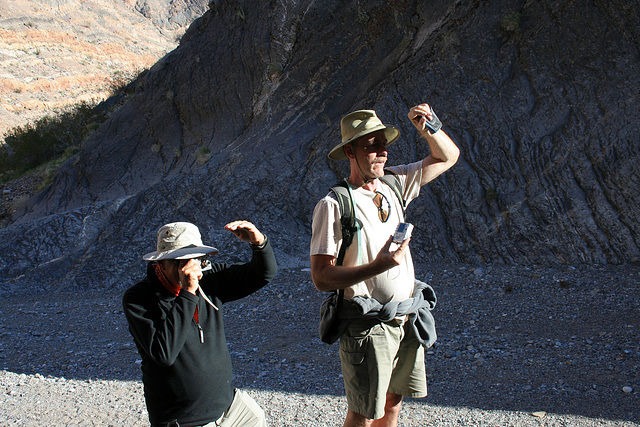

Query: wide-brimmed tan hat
143 222 218 261
328 109 400 160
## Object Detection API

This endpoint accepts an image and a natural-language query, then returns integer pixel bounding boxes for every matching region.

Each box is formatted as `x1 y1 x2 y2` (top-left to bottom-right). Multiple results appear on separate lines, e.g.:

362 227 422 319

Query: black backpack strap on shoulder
329 179 360 267
329 178 362 303
379 170 407 220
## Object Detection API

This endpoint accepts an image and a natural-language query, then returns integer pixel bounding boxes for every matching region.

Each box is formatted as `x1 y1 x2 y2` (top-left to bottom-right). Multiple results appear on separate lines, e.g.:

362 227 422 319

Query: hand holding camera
376 225 413 271
410 104 442 134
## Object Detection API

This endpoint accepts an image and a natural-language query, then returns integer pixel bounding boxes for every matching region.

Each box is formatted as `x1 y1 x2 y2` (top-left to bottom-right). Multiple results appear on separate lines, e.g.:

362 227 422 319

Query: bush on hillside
0 102 107 181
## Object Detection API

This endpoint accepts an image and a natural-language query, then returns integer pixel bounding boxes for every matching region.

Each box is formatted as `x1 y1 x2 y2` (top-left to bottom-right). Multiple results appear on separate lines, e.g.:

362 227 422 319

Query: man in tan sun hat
123 220 277 427
310 104 459 426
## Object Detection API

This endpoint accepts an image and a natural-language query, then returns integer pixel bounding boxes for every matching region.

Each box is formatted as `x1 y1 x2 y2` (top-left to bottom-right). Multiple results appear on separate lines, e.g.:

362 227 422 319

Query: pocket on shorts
341 347 365 365
340 320 381 365
340 332 366 365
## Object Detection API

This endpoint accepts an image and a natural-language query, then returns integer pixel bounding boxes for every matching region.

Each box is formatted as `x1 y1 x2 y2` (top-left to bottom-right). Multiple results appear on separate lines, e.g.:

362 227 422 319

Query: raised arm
201 221 277 302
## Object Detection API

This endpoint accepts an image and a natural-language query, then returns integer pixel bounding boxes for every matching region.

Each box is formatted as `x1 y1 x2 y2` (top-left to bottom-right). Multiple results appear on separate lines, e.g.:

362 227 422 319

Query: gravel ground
1 263 639 426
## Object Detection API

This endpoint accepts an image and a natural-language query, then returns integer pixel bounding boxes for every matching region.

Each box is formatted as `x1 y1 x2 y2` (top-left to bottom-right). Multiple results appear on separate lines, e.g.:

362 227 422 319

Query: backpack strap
329 179 360 267
329 179 360 303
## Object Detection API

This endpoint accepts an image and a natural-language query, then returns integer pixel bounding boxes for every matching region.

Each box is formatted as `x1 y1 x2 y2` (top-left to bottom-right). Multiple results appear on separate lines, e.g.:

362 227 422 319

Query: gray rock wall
1 0 639 293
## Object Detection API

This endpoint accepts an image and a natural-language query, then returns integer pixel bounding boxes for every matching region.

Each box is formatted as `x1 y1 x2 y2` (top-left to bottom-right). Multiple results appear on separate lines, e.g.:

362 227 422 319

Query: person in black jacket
123 220 277 427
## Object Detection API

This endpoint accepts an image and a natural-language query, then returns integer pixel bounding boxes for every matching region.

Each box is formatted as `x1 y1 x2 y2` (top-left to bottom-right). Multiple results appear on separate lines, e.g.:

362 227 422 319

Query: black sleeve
200 236 278 303
122 281 199 366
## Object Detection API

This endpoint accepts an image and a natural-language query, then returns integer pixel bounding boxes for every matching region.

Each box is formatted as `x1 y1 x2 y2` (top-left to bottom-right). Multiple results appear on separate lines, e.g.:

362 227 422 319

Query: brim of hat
142 244 219 261
328 126 400 160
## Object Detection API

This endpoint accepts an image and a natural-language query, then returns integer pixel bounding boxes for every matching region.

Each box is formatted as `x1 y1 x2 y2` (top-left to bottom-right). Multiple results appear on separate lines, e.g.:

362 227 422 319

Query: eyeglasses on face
373 191 390 223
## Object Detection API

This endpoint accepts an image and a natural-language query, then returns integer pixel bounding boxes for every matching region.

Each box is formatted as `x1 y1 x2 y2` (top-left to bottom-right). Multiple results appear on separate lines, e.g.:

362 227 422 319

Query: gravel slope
1 264 639 426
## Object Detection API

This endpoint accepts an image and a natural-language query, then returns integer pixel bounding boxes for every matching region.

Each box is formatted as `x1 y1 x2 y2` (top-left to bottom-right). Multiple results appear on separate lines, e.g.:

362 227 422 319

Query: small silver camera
393 223 413 243
201 259 213 272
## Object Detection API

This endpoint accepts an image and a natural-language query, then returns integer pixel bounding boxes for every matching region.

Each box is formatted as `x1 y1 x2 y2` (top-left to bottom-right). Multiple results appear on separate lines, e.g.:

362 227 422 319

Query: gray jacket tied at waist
339 279 437 348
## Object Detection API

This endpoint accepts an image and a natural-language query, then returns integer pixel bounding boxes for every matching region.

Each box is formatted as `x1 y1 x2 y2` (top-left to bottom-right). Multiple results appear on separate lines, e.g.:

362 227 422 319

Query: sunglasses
373 191 390 223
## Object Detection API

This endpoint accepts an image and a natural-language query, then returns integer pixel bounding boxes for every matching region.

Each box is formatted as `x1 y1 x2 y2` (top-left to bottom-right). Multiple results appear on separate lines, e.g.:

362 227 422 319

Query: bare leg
372 393 403 427
343 409 371 427
343 393 403 427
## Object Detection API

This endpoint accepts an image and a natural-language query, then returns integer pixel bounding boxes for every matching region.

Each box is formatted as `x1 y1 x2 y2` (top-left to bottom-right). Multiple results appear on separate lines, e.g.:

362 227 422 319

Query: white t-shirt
310 161 423 303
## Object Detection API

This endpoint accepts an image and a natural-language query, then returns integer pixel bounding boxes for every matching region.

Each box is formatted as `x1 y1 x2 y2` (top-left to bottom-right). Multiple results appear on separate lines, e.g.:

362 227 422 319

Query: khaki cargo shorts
202 389 267 427
339 317 427 420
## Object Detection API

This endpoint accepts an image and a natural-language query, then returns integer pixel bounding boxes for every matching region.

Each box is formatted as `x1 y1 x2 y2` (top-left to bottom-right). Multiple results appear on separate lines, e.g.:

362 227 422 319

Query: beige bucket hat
143 222 219 261
328 109 400 160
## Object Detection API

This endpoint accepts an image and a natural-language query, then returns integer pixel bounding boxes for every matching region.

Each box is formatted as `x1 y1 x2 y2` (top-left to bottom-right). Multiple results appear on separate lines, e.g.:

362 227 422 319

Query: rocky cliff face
0 0 208 138
1 0 639 293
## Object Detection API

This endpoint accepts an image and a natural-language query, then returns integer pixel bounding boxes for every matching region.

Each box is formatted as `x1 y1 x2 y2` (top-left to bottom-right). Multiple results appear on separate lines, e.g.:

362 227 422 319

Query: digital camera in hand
393 223 413 243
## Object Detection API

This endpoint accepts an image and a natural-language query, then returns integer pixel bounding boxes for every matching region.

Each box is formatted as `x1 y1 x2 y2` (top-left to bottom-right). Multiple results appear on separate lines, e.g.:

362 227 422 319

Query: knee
385 393 403 414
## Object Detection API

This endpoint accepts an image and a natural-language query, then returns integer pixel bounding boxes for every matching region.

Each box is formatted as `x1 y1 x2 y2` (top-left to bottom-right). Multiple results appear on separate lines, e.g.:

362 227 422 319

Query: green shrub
196 146 212 165
0 69 143 183
0 101 107 180
500 12 522 35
